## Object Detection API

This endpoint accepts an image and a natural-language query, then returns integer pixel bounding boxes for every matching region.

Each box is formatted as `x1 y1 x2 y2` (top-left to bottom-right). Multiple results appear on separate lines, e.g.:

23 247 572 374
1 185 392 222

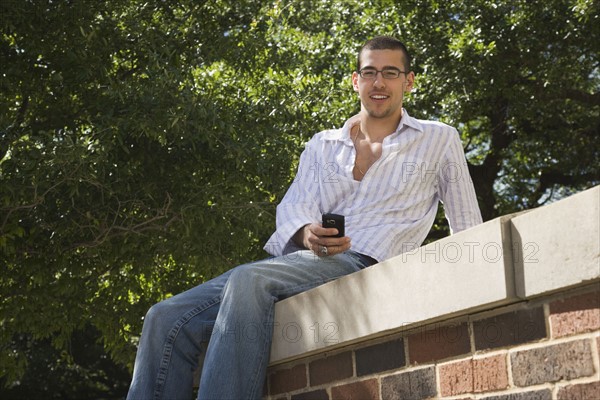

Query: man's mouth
370 94 389 100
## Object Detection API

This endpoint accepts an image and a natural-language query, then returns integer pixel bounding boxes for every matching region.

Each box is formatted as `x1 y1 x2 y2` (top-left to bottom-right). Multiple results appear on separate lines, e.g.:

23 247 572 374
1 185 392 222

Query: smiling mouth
370 94 389 100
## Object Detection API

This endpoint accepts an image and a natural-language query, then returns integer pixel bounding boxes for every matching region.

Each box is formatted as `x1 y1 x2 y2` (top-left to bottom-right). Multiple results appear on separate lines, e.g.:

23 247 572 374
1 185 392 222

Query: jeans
126 250 376 400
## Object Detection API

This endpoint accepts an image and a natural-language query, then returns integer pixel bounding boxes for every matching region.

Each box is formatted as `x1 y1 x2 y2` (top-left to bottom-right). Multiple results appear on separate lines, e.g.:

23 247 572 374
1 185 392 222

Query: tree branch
529 169 600 208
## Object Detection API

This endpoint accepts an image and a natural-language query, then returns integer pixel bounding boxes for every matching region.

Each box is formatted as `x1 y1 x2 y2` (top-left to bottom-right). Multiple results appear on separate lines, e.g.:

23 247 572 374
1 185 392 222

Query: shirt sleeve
263 138 323 256
437 128 483 233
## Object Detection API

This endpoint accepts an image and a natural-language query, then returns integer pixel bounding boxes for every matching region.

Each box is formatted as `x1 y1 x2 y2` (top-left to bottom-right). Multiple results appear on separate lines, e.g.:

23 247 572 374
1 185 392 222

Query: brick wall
265 284 600 400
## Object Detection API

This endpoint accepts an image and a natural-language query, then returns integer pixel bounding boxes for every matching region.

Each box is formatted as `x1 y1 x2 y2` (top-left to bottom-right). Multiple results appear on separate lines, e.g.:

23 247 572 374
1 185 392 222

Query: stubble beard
365 101 402 120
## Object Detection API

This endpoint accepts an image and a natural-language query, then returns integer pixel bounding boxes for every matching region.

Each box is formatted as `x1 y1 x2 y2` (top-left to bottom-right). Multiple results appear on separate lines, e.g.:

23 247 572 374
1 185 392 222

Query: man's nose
373 75 386 88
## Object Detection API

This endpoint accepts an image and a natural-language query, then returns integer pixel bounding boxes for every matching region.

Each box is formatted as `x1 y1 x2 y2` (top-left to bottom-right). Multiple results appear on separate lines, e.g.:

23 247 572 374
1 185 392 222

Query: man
127 36 482 399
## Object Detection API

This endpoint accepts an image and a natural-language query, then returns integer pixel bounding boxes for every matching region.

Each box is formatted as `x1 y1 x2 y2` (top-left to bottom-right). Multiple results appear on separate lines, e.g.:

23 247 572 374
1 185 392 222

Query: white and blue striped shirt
264 109 483 262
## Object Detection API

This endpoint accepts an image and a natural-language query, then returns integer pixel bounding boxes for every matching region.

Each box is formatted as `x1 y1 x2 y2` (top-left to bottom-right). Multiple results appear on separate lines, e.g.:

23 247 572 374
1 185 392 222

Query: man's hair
356 36 412 72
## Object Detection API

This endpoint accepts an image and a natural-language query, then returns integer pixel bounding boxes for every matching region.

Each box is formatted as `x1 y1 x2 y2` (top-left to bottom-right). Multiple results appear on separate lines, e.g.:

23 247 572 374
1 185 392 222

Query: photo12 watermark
400 240 540 264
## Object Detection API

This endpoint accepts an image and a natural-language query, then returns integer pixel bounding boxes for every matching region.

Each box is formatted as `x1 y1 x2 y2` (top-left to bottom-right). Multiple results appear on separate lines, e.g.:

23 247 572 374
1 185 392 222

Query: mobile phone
322 213 345 238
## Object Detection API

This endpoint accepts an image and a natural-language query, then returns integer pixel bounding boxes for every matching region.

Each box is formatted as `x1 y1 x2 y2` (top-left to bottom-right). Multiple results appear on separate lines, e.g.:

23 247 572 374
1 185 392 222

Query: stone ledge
511 186 600 298
269 186 600 365
266 284 600 399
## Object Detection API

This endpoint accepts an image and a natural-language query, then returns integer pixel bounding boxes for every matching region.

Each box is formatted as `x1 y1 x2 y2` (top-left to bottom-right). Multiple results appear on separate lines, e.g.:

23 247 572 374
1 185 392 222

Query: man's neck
359 110 404 142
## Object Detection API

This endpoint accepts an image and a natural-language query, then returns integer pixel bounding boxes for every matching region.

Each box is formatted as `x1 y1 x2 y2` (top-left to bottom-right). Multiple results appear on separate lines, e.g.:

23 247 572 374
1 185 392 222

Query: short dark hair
356 36 412 72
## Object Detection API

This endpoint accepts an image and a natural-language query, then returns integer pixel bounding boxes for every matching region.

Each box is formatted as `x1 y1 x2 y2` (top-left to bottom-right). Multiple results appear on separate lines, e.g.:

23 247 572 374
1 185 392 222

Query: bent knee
144 299 176 325
225 264 278 301
228 264 268 286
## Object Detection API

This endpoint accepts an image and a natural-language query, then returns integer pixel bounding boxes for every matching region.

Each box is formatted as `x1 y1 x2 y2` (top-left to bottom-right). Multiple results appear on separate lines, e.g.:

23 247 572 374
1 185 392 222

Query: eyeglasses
357 67 407 80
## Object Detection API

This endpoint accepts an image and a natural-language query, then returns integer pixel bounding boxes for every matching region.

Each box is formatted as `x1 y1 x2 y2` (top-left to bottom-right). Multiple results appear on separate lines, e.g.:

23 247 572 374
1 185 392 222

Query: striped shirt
264 109 483 262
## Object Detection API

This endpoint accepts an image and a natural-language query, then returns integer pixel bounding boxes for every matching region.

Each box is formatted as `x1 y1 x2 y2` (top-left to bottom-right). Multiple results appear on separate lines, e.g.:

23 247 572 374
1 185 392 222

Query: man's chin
366 107 396 119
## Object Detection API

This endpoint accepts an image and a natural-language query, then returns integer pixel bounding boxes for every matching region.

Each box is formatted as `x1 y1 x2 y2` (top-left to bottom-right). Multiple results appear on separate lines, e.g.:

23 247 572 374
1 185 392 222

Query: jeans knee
226 264 273 299
229 264 264 286
144 299 176 331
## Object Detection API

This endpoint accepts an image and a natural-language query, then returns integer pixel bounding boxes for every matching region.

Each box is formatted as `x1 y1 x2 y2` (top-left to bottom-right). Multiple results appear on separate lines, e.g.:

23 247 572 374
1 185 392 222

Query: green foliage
1 0 598 396
403 0 600 217
1 326 130 399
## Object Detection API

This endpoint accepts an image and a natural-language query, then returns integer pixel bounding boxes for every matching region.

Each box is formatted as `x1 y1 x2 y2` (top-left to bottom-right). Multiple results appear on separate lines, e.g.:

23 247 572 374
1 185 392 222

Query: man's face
352 49 414 120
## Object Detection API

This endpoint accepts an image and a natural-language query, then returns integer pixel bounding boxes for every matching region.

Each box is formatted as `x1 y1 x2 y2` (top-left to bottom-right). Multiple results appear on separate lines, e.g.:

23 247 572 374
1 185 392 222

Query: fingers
313 241 351 257
305 223 351 257
311 224 340 238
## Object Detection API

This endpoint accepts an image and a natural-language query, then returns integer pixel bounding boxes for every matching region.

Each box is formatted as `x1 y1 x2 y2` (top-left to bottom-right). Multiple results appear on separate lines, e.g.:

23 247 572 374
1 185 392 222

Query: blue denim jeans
126 250 376 400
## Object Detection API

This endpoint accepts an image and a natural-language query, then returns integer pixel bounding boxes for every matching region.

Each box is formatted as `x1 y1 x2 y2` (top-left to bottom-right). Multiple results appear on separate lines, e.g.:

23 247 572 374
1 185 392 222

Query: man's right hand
292 223 351 257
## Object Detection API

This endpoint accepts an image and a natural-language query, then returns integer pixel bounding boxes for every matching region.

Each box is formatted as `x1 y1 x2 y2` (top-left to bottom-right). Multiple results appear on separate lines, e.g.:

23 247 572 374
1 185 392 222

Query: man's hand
293 223 351 257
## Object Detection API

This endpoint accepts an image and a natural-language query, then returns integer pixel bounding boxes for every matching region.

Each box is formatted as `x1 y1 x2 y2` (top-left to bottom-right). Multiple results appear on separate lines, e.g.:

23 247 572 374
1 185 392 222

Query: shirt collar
320 109 424 144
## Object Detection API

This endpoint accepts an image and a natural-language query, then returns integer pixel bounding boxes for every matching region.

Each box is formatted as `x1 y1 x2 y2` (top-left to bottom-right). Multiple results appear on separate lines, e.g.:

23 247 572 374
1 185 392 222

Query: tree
1 0 598 396
403 0 599 219
1 0 295 393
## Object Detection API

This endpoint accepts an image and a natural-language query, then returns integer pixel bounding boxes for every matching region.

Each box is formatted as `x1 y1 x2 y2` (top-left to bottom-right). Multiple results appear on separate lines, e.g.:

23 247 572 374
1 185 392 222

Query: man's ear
405 71 415 93
352 71 359 92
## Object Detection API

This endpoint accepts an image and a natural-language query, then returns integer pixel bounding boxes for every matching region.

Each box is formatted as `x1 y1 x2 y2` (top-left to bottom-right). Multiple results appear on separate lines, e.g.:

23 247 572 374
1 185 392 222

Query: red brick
331 379 379 400
472 355 509 393
381 367 437 399
550 290 600 338
439 359 473 396
270 363 307 395
292 389 330 400
408 322 470 364
482 389 552 400
440 355 509 396
473 307 546 350
309 352 353 387
511 340 595 386
557 381 600 400
355 338 405 376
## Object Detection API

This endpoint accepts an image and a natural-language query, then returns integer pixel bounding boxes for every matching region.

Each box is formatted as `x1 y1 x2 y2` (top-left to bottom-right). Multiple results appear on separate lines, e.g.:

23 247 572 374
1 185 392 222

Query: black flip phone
322 213 345 238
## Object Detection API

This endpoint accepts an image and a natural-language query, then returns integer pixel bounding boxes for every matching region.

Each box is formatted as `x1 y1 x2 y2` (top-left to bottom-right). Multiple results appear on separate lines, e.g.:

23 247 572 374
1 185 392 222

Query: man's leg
126 268 233 400
197 250 372 400
126 250 373 400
